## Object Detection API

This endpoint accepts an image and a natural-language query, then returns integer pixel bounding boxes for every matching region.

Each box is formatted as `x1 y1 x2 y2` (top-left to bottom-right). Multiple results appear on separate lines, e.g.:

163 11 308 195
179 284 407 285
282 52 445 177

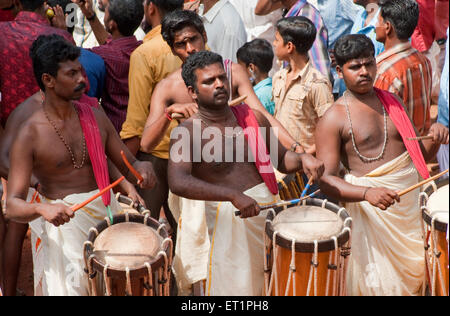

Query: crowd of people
0 0 448 296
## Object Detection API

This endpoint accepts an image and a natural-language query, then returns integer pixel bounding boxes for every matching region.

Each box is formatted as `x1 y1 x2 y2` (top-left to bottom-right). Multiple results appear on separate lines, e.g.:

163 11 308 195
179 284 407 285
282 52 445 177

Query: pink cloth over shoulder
74 97 111 206
230 104 278 195
375 88 430 180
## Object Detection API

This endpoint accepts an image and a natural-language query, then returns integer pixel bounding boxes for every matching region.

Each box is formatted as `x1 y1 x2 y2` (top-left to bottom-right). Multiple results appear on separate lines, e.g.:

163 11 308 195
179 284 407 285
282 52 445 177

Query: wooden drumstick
300 177 314 198
171 95 248 119
397 169 449 197
120 150 144 183
407 135 434 141
71 176 125 212
234 189 321 216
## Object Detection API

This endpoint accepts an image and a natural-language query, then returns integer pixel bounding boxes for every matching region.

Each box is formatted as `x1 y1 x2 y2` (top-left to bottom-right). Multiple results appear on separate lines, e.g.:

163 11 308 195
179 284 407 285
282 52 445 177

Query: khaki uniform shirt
273 63 333 152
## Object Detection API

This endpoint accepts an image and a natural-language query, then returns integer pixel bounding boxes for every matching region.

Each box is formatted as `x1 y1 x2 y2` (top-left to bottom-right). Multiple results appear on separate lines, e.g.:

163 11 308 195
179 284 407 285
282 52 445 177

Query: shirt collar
198 0 229 23
144 24 161 42
376 42 413 64
15 11 50 25
254 77 272 90
283 62 310 81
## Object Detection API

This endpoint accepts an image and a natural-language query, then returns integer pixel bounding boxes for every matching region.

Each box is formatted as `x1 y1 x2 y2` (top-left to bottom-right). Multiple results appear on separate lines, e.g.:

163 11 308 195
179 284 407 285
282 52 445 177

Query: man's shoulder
306 66 331 86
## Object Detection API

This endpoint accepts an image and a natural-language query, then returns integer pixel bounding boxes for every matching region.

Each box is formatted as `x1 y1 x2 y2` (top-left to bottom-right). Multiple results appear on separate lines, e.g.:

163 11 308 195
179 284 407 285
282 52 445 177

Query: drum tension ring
143 282 153 290
327 264 338 270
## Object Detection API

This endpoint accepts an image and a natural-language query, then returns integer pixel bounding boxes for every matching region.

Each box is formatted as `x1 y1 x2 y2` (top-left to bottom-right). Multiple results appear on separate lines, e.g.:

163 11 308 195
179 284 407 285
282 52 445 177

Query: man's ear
385 20 394 37
336 65 344 79
107 20 117 33
286 41 295 54
41 73 56 90
187 86 198 103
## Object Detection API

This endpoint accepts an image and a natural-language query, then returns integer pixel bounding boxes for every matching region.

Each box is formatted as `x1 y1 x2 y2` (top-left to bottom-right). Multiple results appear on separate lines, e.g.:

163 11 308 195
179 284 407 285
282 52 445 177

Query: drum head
426 184 449 225
272 205 343 243
93 222 162 270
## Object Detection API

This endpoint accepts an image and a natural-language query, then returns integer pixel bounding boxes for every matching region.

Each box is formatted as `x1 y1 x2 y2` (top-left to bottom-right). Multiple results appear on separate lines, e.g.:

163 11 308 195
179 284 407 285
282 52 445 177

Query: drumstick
300 177 314 198
171 95 248 119
71 176 125 212
234 189 320 216
397 169 449 197
120 150 144 183
407 135 434 141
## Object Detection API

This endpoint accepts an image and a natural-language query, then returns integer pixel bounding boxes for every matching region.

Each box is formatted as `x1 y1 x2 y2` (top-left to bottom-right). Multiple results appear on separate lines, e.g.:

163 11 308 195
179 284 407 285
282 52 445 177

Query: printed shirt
0 11 74 126
272 62 333 152
119 25 181 159
90 36 142 133
374 42 432 135
285 0 331 80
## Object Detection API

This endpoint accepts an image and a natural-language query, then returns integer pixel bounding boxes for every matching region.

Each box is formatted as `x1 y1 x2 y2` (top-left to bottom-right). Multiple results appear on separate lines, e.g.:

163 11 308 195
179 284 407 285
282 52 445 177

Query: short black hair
30 34 81 91
379 0 419 40
181 51 223 91
334 34 375 67
162 10 205 48
276 16 316 55
20 0 46 11
108 0 144 36
236 39 274 74
147 0 183 15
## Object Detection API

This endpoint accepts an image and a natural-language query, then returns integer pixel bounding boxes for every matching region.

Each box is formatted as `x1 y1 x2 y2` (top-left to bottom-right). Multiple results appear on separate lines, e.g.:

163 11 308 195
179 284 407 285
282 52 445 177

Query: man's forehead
195 63 225 78
346 56 375 66
174 26 202 41
58 59 82 70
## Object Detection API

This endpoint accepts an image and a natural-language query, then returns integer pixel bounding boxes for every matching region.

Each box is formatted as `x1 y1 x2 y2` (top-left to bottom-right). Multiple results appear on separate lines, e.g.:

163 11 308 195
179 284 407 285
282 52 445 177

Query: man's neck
285 53 309 76
43 93 75 120
198 104 234 123
383 37 408 51
111 31 126 40
254 73 269 86
201 0 219 14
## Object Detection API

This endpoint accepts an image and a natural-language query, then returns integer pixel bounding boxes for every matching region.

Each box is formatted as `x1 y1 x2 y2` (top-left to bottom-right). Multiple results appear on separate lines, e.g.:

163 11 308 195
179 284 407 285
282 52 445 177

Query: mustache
213 88 228 98
74 82 86 93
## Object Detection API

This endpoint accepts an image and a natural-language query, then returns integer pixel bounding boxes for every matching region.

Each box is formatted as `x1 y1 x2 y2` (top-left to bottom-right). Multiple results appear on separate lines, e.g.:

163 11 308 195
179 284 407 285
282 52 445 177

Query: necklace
42 101 87 169
343 91 388 162
197 113 244 139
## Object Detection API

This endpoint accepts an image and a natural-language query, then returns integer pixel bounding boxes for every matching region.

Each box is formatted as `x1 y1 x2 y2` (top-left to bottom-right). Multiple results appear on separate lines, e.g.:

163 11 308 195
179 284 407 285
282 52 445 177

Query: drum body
115 193 148 215
83 213 172 296
265 199 352 296
420 178 449 296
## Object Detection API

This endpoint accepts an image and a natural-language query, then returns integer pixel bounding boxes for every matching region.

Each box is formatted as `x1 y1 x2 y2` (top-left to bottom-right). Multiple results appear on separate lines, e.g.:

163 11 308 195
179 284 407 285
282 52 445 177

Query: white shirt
198 0 247 63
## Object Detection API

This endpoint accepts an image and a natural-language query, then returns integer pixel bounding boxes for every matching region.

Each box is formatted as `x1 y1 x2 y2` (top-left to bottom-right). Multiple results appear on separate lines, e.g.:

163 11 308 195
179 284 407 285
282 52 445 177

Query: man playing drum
4 34 156 296
315 34 449 296
167 50 324 296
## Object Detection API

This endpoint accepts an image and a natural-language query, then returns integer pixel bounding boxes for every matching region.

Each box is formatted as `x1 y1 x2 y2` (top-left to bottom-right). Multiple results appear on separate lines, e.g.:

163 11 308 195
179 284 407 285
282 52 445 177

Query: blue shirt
350 7 385 57
254 77 275 115
313 0 361 49
79 48 106 99
437 29 449 127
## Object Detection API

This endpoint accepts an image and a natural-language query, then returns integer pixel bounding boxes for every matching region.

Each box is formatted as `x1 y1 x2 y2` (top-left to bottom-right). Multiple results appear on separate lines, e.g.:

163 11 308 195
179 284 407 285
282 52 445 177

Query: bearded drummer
167 50 324 296
4 34 156 296
315 34 449 296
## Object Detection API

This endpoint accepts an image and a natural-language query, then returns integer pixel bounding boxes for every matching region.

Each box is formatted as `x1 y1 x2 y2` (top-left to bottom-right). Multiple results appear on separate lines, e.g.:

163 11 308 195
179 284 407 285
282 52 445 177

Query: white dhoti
169 182 278 296
29 190 122 296
344 151 425 296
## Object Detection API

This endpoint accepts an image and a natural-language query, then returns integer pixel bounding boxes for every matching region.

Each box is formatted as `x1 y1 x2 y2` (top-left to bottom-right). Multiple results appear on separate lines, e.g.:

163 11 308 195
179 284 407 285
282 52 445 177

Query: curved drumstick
171 95 248 119
397 169 449 197
71 176 125 212
234 189 321 216
120 150 144 183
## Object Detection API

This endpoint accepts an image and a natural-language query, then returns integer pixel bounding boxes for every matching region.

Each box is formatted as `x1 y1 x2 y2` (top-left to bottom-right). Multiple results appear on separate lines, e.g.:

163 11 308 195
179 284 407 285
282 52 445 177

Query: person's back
0 0 73 126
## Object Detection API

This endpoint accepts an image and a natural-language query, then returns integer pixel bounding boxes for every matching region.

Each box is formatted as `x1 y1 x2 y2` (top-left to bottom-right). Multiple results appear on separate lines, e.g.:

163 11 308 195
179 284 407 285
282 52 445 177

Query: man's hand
364 187 400 210
231 192 260 219
300 153 325 182
121 179 146 208
132 161 157 189
49 5 67 30
428 123 449 145
37 203 75 227
72 0 95 18
167 103 198 120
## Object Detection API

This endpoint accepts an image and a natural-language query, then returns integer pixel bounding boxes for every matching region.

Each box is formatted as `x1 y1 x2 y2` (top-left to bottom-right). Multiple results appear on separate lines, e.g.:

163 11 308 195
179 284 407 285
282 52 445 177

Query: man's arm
72 0 110 45
6 125 74 224
167 125 260 218
232 63 304 153
255 0 283 15
316 107 399 210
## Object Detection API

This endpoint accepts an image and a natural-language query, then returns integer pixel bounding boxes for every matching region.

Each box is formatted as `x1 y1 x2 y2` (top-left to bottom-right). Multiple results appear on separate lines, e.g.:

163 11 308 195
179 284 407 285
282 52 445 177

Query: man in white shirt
198 0 247 63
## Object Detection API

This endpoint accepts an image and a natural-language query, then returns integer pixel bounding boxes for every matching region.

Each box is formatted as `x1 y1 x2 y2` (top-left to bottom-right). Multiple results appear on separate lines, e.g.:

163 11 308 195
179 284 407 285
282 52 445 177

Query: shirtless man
0 92 145 296
5 34 156 296
167 50 324 295
315 34 448 296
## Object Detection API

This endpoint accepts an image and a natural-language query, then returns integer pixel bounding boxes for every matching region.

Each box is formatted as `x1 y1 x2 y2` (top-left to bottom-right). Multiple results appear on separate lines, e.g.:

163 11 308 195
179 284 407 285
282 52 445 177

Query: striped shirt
285 0 331 81
374 42 432 135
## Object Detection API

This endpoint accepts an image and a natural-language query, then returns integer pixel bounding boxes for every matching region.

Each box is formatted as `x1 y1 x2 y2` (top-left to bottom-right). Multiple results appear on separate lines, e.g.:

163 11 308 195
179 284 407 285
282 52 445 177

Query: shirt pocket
286 89 308 116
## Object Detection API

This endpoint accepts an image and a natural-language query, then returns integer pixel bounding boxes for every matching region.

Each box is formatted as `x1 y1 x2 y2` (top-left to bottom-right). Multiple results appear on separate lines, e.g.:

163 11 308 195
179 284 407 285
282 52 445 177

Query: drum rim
84 213 170 279
265 198 351 253
420 177 449 232
116 194 148 214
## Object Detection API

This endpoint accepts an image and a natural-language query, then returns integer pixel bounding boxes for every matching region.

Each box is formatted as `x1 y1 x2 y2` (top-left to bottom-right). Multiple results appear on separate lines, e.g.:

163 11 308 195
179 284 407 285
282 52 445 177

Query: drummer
4 34 156 296
167 50 324 296
315 34 449 296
